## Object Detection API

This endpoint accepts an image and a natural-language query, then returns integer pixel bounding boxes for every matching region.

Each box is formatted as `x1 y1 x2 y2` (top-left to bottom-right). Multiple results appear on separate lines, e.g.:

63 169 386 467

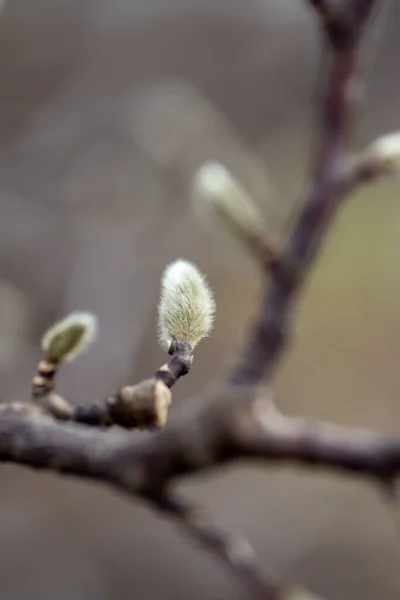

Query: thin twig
153 494 286 600
32 342 192 429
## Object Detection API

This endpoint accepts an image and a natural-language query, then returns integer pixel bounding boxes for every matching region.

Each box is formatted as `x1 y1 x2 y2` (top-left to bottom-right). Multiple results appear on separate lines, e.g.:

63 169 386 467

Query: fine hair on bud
192 161 263 239
158 259 215 350
366 132 400 169
41 312 98 363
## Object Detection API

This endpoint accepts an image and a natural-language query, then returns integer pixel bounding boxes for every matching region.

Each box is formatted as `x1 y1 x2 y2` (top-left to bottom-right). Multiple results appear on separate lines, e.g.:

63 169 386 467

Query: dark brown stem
309 1 353 49
153 494 289 600
155 340 192 388
71 343 192 429
230 0 378 386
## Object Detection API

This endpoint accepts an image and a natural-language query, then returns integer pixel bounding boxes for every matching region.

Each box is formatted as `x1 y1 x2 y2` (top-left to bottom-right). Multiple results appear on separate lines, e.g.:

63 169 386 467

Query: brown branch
230 0 381 386
309 1 352 49
153 493 324 600
0 1 395 599
4 381 400 486
1 384 400 596
2 390 400 496
154 494 284 600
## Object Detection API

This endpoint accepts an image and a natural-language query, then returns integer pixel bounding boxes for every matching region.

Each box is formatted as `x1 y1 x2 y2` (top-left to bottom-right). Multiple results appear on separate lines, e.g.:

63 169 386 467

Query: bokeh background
0 0 400 598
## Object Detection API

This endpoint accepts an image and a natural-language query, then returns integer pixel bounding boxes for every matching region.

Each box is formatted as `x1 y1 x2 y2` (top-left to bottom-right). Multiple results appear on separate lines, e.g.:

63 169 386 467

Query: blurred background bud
365 131 400 171
192 161 264 242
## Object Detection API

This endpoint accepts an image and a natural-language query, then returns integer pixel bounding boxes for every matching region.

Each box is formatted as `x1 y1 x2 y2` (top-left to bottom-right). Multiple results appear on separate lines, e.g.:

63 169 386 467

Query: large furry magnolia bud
158 259 215 350
192 162 263 238
42 312 98 363
365 132 400 170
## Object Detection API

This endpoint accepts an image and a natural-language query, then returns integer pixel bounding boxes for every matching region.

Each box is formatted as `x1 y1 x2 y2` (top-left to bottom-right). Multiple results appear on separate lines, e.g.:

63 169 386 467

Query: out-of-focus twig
230 0 388 385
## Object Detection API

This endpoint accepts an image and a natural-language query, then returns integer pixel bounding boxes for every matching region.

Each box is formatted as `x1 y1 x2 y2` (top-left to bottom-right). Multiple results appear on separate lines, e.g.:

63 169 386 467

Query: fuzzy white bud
192 162 263 239
366 132 400 170
41 312 98 363
158 259 215 350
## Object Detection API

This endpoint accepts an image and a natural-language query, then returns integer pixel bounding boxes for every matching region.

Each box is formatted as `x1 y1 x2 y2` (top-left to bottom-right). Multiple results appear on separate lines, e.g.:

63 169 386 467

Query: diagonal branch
153 494 284 600
153 493 325 600
230 0 383 386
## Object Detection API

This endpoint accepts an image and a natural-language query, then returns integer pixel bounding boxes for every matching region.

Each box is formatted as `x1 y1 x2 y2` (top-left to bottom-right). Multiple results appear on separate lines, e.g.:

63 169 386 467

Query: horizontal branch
1 386 399 597
1 384 399 600
1 392 399 493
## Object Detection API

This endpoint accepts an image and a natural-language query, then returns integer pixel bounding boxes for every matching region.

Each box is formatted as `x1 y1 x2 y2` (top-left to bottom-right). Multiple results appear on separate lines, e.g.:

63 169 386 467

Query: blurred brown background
0 0 400 598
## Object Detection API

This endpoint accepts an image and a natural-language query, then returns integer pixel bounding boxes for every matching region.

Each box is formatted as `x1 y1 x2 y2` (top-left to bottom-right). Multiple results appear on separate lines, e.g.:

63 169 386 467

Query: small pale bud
41 312 98 363
366 132 400 170
192 162 263 239
158 259 215 350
